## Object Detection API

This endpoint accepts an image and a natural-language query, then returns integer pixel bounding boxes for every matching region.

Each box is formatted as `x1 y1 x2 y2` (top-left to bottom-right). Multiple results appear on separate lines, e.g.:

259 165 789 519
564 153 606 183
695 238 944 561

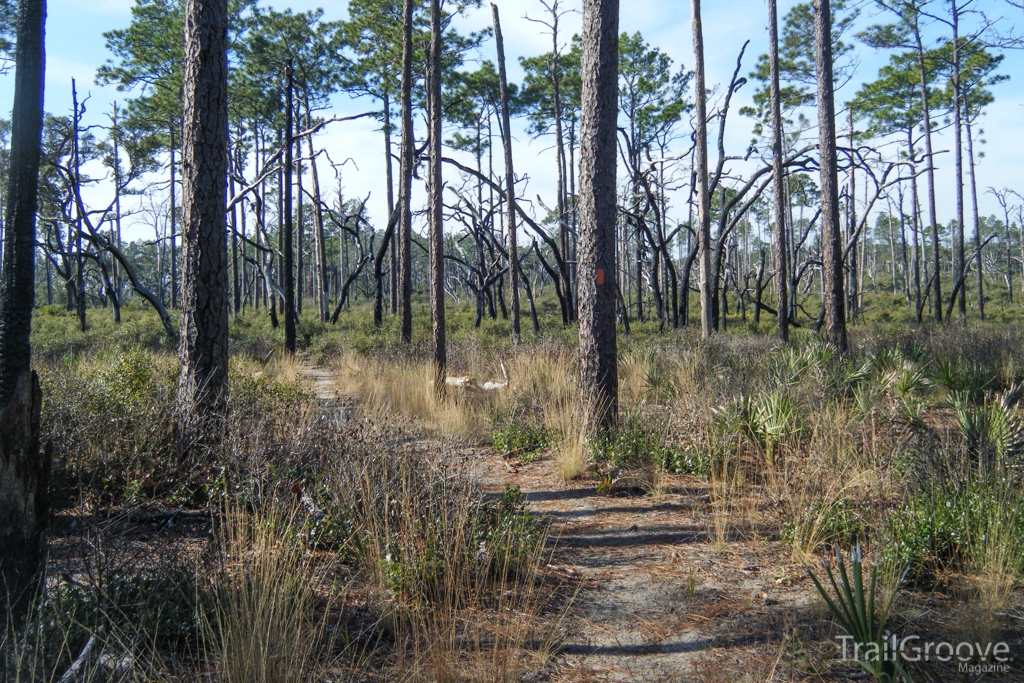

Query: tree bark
230 172 240 314
283 64 297 352
373 207 400 326
304 101 329 322
906 125 922 320
950 0 965 318
384 91 398 315
912 10 941 322
428 0 445 393
814 0 846 351
177 0 230 443
578 0 619 431
0 372 48 622
0 0 47 623
550 3 573 322
72 81 87 333
966 114 982 320
111 104 123 322
398 0 414 344
768 0 788 342
170 124 178 309
691 0 713 338
492 4 520 346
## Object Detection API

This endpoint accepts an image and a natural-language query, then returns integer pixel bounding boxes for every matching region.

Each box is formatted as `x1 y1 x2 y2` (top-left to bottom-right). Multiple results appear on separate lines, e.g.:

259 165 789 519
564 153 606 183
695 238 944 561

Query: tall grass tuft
327 448 559 682
204 503 330 683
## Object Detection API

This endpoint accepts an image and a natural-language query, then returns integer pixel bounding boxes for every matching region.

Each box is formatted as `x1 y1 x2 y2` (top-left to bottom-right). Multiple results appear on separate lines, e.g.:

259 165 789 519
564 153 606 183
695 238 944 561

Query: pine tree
577 0 619 430
176 0 230 442
814 0 847 351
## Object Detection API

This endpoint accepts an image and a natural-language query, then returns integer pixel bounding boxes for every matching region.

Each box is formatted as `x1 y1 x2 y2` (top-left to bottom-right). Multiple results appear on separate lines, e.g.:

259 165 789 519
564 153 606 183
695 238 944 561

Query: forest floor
301 361 853 683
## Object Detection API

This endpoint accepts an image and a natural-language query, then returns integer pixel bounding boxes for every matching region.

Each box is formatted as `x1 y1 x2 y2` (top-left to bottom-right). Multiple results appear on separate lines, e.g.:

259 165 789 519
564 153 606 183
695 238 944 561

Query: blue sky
11 0 1024 240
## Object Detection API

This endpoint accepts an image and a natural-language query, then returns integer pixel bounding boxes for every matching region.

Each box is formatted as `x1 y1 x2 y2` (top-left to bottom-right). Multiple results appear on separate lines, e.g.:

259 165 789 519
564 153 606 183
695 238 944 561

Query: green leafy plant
587 419 697 476
492 421 551 461
806 542 910 683
753 391 802 460
884 480 1024 580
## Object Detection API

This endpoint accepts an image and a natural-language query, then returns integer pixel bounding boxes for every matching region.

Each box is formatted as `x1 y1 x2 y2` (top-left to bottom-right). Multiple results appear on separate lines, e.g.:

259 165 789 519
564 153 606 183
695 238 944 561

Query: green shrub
492 421 551 461
883 480 1024 580
587 418 704 476
933 358 995 400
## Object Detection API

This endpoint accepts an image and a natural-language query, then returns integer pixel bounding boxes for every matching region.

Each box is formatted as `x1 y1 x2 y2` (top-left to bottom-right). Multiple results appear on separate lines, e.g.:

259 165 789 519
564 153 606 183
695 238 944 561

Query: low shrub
492 420 551 461
883 479 1024 581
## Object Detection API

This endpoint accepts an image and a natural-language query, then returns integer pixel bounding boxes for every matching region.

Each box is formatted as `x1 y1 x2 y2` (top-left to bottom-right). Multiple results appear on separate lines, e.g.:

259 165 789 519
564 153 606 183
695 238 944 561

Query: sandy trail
300 362 825 683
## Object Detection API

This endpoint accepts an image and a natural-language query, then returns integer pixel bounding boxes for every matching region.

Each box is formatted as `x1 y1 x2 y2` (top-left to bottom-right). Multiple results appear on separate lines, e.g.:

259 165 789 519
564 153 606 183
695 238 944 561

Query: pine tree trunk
283 65 297 353
296 97 304 318
577 0 619 431
384 92 398 316
0 0 47 624
428 0 445 394
304 100 329 322
691 0 713 339
492 3 520 346
846 109 858 323
230 172 240 314
966 114 983 320
111 106 123 322
398 0 414 344
72 81 87 332
170 125 178 310
951 0 965 318
912 13 941 322
550 4 572 323
768 0 788 341
814 0 847 351
177 0 230 442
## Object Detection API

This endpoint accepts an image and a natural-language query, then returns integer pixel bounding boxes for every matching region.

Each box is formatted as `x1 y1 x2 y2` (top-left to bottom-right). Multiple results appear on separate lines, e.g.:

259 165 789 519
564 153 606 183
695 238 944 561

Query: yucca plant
806 542 910 683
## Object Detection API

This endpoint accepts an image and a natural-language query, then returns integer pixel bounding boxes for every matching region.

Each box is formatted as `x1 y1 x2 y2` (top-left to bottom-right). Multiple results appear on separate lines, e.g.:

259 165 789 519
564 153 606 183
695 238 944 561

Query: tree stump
0 371 49 621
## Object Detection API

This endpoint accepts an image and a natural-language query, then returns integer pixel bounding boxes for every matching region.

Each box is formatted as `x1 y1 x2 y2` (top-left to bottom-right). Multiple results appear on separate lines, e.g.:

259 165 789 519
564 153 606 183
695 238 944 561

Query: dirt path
300 364 827 683
472 453 827 682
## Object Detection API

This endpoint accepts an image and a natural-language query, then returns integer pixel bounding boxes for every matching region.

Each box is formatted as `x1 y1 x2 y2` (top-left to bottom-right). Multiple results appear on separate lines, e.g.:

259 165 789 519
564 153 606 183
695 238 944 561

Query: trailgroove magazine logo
837 634 1014 675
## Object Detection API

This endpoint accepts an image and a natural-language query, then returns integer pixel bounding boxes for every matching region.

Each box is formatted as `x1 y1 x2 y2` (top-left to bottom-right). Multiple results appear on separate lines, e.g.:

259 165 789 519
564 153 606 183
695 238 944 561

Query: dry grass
203 504 331 683
327 447 562 683
334 353 492 440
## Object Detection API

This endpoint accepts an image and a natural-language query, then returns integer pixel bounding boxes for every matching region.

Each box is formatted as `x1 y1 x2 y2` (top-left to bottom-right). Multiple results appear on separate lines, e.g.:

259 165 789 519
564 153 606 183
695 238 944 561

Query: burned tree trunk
0 0 48 623
398 0 414 344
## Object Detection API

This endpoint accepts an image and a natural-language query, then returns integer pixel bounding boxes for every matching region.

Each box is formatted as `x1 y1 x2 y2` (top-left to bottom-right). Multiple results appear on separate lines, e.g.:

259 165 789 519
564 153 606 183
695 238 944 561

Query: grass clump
326 448 557 682
204 504 331 683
